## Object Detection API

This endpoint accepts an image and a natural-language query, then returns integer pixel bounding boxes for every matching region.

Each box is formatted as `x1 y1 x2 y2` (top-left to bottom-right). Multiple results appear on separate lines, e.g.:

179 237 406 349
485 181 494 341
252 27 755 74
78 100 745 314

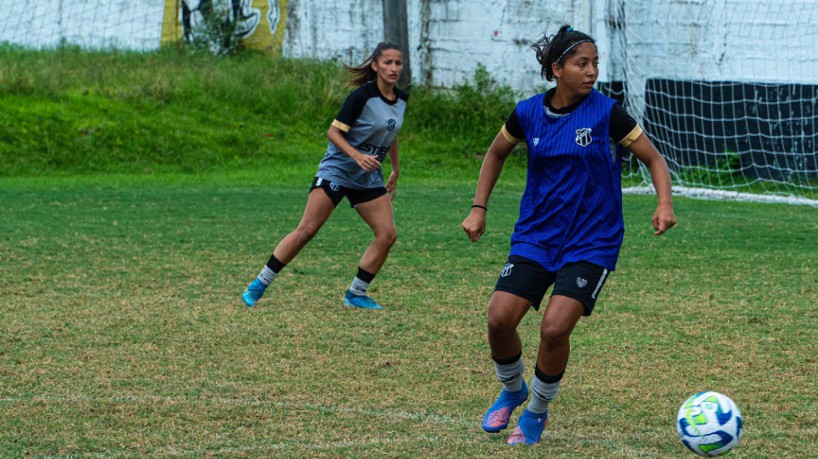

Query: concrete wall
1 0 816 92
0 0 164 50
283 0 384 64
281 0 609 93
620 0 817 85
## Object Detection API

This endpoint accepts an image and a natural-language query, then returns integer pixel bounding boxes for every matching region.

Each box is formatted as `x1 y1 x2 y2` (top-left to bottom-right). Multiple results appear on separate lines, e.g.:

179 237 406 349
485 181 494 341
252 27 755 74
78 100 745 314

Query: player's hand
652 203 676 236
354 153 381 172
386 171 398 201
461 209 486 242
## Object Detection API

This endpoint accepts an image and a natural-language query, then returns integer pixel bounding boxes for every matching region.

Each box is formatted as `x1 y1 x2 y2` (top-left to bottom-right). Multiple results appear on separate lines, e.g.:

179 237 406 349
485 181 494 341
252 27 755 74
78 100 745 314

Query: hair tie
566 26 573 32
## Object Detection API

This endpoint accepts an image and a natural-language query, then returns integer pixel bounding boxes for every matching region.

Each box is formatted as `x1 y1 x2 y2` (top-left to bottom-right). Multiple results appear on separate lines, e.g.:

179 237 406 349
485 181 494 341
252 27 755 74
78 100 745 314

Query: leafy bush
0 47 522 178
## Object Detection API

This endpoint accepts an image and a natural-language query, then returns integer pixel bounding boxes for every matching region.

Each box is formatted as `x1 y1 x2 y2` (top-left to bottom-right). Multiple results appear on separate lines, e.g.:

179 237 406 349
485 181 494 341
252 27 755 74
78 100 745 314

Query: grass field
2 173 816 457
2 46 816 457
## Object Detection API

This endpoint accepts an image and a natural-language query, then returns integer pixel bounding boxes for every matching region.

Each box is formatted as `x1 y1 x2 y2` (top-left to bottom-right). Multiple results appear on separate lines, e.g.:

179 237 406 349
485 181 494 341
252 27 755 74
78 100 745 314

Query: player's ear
552 62 562 79
371 58 379 72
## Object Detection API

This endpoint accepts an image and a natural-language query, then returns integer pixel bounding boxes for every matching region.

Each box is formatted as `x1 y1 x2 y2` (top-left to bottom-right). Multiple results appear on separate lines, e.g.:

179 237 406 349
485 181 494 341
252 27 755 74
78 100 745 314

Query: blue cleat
343 289 383 310
242 278 266 307
481 381 529 433
506 408 548 445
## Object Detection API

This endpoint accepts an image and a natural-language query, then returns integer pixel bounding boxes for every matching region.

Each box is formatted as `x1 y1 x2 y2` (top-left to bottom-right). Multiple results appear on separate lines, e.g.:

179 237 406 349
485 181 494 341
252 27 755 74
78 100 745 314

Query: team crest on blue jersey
575 128 593 147
533 137 540 146
387 119 396 131
500 263 514 277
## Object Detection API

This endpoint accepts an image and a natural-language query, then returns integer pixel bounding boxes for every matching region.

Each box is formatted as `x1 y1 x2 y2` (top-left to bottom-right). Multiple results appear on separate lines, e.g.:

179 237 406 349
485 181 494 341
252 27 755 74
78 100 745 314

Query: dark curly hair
531 25 596 81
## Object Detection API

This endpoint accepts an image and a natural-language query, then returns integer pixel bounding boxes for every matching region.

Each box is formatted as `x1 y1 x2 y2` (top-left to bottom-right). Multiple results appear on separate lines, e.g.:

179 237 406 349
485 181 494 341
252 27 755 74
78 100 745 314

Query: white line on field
0 394 473 427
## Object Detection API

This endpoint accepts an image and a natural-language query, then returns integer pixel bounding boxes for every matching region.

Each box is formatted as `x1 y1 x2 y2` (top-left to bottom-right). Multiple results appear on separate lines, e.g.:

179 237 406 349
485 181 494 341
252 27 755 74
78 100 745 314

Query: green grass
2 45 817 456
1 175 816 457
0 46 518 180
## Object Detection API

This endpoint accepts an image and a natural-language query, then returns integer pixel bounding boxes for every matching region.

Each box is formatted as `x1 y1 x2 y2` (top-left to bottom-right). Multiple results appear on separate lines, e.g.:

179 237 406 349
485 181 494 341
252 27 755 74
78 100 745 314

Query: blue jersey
508 89 624 271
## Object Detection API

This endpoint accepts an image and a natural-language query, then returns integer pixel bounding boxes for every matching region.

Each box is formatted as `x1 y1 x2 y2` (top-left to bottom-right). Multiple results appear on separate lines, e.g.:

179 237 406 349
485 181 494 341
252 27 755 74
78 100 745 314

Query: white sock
258 266 277 286
527 370 562 414
494 354 525 392
348 276 370 296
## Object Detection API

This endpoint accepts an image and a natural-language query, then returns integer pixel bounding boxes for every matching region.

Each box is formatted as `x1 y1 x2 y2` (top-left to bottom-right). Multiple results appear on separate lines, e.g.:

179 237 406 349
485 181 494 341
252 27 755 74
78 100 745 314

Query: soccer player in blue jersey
461 25 676 445
242 42 408 310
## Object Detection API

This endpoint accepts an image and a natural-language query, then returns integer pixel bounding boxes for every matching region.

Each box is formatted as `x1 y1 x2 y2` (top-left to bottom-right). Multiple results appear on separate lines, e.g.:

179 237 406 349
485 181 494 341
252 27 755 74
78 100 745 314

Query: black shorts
311 177 387 208
494 255 610 315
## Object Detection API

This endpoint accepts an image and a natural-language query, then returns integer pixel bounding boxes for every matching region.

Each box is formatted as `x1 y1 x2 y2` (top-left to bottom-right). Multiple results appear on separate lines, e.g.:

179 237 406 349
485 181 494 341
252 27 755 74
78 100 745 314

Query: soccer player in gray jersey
242 43 408 310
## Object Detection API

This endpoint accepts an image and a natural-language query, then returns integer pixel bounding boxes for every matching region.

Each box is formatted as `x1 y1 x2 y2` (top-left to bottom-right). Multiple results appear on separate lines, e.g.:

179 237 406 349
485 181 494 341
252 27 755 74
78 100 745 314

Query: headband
556 39 594 63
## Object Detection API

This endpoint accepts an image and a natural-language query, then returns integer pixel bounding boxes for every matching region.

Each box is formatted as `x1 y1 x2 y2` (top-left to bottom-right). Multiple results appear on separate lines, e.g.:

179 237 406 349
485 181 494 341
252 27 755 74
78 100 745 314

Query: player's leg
482 256 551 433
507 295 584 445
343 190 394 309
482 291 533 433
508 261 608 445
242 181 339 306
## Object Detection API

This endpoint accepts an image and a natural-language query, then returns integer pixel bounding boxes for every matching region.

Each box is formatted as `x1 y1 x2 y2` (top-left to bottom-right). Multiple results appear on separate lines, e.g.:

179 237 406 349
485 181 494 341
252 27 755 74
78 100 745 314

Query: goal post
608 0 818 206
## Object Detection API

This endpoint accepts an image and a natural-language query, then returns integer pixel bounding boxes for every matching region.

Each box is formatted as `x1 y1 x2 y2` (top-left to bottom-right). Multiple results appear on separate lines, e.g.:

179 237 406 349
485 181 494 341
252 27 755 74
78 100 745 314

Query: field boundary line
1 394 473 428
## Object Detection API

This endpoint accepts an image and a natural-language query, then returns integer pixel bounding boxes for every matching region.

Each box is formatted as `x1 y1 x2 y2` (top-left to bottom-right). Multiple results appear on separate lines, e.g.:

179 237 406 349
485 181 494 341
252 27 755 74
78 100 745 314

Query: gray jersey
315 82 408 190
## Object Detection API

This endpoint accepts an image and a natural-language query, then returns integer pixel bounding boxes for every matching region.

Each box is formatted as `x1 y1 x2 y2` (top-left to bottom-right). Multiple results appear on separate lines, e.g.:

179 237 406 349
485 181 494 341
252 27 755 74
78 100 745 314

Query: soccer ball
676 391 743 457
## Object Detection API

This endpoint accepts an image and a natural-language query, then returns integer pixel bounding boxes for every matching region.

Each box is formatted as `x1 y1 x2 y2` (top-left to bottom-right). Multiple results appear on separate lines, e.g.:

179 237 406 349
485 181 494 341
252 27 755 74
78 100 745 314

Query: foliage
677 149 742 187
0 46 521 180
407 63 518 152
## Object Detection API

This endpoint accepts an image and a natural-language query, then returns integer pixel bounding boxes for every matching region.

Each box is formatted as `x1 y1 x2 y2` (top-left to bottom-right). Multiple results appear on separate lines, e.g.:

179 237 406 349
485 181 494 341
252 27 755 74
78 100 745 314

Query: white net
0 0 167 51
611 0 818 206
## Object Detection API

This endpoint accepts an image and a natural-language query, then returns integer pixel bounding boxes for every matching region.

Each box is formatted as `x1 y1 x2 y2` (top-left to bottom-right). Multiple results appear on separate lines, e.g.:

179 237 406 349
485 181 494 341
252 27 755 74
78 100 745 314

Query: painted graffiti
179 0 281 53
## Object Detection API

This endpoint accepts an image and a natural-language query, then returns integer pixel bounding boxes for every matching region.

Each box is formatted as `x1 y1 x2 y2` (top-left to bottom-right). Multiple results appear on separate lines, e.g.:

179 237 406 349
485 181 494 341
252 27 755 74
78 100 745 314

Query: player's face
372 49 403 86
554 42 599 96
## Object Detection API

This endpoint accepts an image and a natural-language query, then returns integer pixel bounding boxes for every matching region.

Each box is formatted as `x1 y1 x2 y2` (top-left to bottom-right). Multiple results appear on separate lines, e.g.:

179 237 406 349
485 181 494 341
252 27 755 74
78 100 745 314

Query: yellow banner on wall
161 0 288 55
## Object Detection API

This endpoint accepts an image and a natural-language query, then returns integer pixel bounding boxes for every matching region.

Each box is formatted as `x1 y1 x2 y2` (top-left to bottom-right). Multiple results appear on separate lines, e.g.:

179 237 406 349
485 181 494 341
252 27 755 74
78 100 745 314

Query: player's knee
487 312 515 337
295 224 320 243
539 321 571 348
378 228 397 247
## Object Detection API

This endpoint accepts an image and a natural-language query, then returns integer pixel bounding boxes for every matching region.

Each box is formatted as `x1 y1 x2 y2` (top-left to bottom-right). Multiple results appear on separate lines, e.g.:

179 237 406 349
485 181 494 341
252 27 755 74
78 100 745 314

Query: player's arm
386 137 400 200
625 129 677 236
327 124 381 172
461 127 517 242
328 88 380 172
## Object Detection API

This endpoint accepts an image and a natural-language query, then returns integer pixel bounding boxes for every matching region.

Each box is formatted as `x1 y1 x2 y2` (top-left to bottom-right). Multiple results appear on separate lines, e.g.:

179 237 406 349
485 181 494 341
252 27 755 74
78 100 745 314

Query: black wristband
471 204 487 211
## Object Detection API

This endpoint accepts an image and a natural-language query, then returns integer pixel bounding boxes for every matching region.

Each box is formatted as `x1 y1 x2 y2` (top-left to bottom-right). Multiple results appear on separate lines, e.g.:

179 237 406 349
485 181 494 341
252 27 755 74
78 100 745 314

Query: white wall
281 0 817 89
282 0 384 64
620 0 817 85
281 0 615 94
1 0 816 91
412 0 569 91
0 0 164 50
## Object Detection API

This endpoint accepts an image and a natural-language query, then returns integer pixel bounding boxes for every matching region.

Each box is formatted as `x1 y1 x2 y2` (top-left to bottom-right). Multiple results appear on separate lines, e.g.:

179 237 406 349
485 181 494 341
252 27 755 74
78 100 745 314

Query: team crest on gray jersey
575 128 592 147
500 263 514 277
387 118 396 131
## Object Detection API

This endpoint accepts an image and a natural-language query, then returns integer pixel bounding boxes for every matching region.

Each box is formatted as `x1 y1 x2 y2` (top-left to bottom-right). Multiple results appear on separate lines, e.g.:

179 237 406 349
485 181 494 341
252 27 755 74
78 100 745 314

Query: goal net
0 1 168 50
609 0 818 206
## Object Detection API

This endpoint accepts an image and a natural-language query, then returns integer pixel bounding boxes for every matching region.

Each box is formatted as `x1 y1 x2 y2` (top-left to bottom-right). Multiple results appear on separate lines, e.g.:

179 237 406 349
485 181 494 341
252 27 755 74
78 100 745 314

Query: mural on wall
181 0 261 43
161 0 287 54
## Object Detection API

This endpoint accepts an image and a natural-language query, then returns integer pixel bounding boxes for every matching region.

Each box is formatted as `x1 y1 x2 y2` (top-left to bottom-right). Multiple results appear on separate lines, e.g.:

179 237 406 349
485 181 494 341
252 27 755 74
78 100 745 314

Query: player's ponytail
531 25 596 81
344 42 402 87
